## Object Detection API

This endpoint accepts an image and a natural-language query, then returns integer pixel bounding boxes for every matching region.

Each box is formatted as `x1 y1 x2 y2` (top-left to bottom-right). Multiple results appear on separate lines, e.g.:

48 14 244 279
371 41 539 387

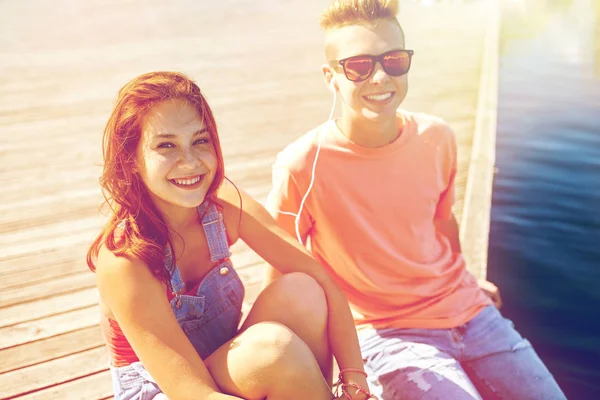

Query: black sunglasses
332 49 414 82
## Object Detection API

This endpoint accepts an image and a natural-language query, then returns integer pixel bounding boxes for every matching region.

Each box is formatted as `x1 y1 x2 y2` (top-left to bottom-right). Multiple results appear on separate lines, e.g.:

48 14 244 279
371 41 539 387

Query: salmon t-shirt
265 110 491 330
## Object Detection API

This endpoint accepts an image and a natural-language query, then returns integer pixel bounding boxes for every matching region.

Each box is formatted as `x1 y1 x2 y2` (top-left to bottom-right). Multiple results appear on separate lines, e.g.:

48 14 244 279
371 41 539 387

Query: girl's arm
217 183 370 395
95 247 243 400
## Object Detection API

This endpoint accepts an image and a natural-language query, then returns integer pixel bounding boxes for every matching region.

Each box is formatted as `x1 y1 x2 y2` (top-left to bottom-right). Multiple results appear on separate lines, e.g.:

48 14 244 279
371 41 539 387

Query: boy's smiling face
324 19 408 123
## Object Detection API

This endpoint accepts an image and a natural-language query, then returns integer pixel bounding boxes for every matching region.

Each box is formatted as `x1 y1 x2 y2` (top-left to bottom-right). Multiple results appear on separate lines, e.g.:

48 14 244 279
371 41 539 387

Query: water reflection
488 0 600 398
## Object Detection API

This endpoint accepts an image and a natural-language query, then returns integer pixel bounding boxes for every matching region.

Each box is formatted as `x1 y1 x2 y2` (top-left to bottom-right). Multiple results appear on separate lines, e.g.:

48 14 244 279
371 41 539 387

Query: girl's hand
333 383 375 400
334 392 372 400
333 369 375 400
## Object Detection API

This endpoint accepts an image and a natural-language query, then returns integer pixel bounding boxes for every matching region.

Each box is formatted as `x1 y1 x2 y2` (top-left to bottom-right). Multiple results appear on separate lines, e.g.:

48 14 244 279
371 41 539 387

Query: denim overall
110 201 245 400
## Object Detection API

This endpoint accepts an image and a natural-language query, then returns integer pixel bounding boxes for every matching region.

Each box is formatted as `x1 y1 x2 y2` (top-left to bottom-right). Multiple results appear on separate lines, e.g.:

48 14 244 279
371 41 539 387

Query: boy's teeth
366 92 393 101
174 176 201 186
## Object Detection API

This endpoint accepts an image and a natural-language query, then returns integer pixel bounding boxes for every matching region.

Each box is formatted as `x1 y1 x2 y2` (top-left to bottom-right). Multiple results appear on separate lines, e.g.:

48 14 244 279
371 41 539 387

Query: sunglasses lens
383 51 411 76
344 57 374 81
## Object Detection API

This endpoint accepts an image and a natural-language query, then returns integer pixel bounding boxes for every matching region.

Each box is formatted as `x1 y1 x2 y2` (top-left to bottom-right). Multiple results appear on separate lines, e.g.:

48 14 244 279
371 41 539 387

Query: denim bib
110 201 245 399
167 201 245 359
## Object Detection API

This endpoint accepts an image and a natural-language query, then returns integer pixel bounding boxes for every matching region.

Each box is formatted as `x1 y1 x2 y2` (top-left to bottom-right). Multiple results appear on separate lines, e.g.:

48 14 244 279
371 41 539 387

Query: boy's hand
478 279 502 309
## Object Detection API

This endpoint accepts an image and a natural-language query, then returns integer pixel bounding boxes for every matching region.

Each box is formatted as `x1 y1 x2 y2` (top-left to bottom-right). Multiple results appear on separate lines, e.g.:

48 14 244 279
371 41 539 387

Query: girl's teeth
174 176 201 186
366 93 393 101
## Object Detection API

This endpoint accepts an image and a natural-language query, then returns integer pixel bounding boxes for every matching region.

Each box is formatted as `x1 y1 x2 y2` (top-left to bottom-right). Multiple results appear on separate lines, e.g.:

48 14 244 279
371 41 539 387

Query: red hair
86 71 225 286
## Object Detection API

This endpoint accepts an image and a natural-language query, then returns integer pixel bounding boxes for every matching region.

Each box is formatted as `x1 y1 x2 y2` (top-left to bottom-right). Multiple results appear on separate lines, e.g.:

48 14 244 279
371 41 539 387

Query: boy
264 0 566 398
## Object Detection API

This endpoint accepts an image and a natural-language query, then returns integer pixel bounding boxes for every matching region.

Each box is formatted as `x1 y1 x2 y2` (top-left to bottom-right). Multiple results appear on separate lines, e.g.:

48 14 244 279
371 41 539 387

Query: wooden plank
0 347 108 400
0 259 87 291
0 172 101 205
0 2 493 400
0 305 100 350
0 272 95 309
15 370 113 400
0 247 87 276
0 217 102 260
230 243 263 269
244 279 265 307
0 326 103 374
0 232 99 262
1 205 99 236
0 288 99 328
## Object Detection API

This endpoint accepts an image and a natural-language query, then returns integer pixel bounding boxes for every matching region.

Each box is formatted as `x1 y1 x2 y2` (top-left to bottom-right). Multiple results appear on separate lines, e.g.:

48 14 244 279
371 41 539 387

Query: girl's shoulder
95 245 158 292
212 178 270 246
95 244 166 316
213 179 244 244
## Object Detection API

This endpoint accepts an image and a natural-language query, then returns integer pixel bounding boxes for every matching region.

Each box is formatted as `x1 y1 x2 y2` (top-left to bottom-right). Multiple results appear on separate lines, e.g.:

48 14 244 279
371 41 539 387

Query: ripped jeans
358 305 566 399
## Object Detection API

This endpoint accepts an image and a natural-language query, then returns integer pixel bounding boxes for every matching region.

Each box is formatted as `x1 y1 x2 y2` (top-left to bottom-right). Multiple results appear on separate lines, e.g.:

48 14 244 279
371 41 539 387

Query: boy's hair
320 0 399 30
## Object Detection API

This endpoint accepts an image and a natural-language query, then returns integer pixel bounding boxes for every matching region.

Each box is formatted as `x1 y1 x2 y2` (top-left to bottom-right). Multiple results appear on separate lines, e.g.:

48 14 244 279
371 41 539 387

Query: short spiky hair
320 0 399 30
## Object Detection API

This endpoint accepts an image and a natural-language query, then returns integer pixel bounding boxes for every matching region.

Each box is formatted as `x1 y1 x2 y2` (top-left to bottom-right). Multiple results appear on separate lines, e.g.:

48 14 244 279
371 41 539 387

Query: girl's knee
206 322 324 400
242 322 323 379
272 272 328 319
243 322 295 351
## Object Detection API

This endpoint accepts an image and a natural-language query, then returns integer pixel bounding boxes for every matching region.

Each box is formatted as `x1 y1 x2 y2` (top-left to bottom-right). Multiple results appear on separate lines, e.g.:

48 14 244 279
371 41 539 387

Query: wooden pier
0 0 498 398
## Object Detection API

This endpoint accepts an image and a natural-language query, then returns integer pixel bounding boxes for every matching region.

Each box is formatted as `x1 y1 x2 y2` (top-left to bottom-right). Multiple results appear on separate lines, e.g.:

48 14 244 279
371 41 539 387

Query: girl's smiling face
136 98 218 214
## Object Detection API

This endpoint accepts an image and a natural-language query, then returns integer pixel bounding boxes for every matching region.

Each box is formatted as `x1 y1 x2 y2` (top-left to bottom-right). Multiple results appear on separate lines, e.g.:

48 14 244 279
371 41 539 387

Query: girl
87 71 376 400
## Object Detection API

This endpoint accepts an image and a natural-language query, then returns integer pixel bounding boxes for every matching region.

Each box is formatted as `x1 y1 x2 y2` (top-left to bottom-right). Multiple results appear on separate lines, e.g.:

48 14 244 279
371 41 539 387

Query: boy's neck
337 113 403 148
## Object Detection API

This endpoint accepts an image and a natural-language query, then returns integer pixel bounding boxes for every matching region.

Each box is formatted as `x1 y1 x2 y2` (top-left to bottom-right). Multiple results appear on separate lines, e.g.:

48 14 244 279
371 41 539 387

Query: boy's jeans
358 305 566 399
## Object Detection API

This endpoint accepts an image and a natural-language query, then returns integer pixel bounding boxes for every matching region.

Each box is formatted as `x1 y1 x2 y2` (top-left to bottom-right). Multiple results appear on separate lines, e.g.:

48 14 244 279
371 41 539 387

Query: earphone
329 76 337 92
276 76 337 245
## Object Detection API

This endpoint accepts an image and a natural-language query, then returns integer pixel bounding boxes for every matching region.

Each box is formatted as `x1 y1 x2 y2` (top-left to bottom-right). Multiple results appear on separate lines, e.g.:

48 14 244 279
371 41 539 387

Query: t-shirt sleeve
265 159 314 243
434 126 457 220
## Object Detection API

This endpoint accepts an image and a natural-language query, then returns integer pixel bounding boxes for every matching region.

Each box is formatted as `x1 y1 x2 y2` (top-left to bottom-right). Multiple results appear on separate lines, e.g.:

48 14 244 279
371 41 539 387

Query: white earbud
329 76 337 92
277 73 338 245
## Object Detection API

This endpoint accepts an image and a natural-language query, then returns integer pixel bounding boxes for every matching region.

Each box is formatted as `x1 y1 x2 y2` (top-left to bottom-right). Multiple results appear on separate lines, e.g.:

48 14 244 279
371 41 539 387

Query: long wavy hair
86 71 225 286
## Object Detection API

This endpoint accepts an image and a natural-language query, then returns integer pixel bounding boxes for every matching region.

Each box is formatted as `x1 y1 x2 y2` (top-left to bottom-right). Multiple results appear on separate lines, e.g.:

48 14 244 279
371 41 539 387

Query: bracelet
334 368 366 390
339 368 368 379
333 369 377 399
341 382 378 399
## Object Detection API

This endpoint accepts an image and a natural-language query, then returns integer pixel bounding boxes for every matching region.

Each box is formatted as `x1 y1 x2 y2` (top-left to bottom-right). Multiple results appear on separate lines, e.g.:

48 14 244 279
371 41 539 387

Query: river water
487 0 600 398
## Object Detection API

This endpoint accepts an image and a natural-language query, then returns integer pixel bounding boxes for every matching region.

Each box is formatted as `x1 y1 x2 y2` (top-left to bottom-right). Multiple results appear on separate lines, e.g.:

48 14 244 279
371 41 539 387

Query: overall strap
198 201 231 263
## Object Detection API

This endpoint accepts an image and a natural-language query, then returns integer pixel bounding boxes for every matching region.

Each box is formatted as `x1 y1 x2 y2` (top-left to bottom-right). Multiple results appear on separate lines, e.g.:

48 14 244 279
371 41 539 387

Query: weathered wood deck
0 0 498 398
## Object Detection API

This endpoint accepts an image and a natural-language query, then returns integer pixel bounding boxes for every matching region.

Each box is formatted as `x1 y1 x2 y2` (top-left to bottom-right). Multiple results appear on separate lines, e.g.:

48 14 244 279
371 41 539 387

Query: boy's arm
263 163 313 286
434 212 502 307
434 122 460 253
433 140 460 254
434 126 501 308
434 213 461 253
434 200 502 308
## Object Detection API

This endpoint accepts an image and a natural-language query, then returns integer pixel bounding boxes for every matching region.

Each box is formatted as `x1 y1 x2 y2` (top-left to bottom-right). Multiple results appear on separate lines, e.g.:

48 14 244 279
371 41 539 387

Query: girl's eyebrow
153 128 208 139
193 128 209 137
